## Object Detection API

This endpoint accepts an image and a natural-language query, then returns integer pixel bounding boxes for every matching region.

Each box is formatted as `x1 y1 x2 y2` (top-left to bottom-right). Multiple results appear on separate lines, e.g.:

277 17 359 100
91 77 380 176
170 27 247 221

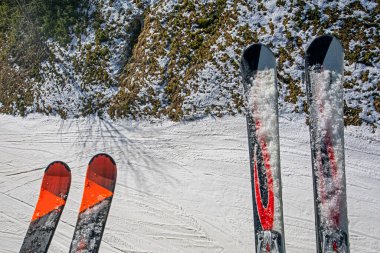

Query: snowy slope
2 1 379 126
0 114 379 252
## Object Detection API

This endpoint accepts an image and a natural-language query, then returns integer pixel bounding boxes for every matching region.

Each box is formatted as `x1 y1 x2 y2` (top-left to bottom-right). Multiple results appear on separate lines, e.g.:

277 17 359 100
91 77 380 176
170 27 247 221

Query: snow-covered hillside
0 114 379 252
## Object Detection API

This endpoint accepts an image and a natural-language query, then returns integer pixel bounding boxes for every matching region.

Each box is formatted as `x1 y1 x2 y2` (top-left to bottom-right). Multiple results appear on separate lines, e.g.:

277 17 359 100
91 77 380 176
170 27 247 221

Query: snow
33 0 142 117
0 114 380 252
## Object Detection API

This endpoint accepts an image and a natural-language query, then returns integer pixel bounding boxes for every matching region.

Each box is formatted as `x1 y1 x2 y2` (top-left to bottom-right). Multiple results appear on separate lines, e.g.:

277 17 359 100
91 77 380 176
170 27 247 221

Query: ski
69 153 117 253
241 44 285 253
20 162 71 253
305 35 349 253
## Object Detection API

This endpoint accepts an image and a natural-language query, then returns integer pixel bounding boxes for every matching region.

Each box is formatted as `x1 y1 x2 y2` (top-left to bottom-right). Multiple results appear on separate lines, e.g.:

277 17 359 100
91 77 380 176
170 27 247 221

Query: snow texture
0 114 379 252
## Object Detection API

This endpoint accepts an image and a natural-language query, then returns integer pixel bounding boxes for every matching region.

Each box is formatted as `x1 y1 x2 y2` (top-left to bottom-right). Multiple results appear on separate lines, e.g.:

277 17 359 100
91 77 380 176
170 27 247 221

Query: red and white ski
20 162 71 253
241 44 285 253
69 153 117 253
305 35 349 253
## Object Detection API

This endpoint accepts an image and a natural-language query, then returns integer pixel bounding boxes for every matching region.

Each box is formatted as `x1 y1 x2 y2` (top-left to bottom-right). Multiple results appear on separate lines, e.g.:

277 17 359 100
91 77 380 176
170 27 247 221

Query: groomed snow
0 114 379 252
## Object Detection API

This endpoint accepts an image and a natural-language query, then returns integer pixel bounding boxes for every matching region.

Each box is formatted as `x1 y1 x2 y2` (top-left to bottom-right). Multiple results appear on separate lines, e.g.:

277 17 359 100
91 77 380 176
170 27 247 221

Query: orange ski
20 162 71 253
70 153 117 253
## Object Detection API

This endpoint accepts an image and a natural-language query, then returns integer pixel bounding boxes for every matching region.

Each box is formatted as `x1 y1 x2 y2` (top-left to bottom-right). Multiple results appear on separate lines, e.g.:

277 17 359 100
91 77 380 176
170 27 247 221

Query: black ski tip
241 43 276 73
241 44 262 72
45 161 71 173
306 34 344 73
89 153 116 166
306 35 334 65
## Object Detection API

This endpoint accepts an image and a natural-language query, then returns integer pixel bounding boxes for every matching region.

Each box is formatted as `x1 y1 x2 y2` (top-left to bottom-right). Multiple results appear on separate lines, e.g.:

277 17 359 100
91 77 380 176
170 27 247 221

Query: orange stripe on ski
32 189 66 221
79 178 113 213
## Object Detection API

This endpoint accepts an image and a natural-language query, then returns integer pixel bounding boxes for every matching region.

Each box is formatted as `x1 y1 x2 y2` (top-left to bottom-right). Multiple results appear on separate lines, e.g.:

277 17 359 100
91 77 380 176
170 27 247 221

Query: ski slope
0 114 379 252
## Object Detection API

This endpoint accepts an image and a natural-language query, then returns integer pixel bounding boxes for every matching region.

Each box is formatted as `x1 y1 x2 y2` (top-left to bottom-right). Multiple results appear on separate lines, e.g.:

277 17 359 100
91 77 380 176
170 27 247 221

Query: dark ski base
305 35 349 253
241 44 285 253
69 153 117 253
20 162 71 253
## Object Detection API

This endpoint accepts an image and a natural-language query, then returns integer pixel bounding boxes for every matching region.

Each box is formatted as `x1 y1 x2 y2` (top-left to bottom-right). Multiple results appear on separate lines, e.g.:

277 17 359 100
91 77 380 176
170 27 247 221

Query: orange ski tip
32 189 66 221
79 178 113 213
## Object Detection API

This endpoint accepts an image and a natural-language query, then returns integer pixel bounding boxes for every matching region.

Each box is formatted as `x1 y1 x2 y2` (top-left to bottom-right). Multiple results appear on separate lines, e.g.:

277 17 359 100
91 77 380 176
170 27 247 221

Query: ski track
0 114 379 252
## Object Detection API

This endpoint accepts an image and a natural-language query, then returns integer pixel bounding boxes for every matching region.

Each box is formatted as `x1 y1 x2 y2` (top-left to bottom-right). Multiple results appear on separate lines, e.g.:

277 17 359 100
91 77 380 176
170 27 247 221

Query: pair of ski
19 153 117 253
241 35 349 253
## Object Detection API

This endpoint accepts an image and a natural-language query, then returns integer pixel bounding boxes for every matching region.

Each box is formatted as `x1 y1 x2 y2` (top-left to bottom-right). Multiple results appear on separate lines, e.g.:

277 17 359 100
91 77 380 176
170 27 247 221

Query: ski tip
241 43 276 73
45 161 71 176
80 153 117 212
87 153 117 184
307 34 342 49
33 162 71 222
306 34 344 73
89 153 116 166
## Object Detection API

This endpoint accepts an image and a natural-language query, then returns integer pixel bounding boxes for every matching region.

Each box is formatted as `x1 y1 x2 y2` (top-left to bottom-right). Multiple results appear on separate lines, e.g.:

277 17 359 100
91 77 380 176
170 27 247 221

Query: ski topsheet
305 35 349 253
20 162 71 253
69 153 117 253
241 44 285 253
